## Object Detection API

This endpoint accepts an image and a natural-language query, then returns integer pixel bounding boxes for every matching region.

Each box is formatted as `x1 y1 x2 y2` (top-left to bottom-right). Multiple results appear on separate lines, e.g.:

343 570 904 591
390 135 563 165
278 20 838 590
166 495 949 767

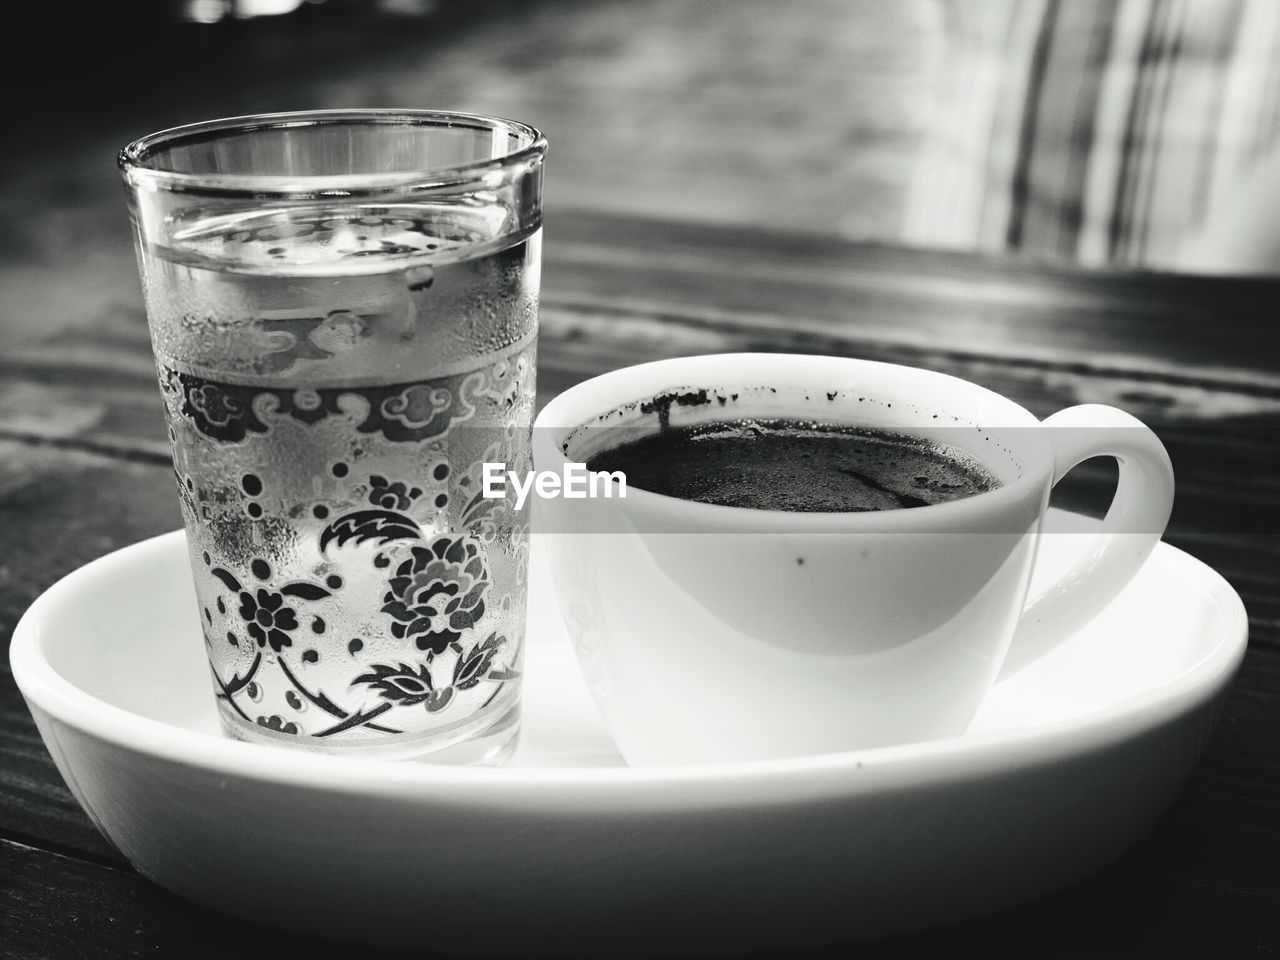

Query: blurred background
4 5 1279 956
0 0 910 346
4 0 1280 350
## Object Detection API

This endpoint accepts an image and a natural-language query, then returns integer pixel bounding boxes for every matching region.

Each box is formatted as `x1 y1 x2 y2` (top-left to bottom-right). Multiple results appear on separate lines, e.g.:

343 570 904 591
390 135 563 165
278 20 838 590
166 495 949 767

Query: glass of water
119 111 545 763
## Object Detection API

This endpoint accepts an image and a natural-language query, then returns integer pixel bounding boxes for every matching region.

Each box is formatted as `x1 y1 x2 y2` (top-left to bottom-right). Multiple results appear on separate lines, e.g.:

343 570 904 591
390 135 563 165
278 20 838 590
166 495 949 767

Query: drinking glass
119 110 546 763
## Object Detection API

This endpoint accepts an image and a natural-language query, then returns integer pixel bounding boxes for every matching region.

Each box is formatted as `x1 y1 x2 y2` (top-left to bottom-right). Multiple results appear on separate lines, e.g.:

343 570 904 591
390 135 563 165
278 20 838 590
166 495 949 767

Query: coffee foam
586 419 1001 513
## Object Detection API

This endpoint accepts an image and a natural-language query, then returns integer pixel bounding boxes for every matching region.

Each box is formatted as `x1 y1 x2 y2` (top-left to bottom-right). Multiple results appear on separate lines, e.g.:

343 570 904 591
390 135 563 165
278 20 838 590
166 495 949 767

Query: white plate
10 510 1247 956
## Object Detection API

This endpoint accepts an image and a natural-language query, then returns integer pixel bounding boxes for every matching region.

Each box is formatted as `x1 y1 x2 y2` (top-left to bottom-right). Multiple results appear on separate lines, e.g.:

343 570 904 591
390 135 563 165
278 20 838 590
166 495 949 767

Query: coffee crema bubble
585 419 1001 513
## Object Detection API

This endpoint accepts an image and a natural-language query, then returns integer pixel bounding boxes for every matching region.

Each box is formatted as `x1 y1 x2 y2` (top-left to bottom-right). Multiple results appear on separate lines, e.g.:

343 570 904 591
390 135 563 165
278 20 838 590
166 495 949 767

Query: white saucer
10 510 1246 956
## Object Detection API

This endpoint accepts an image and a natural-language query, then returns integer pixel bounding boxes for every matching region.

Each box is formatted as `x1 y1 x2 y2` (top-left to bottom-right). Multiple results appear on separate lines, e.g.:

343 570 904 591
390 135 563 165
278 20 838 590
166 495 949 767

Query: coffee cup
532 354 1174 765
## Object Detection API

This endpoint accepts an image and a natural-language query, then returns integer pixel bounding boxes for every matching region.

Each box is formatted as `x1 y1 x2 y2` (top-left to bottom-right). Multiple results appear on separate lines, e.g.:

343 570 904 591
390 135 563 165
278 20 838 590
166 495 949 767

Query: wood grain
1 212 1278 954
2 0 1276 953
1 745 1277 960
4 212 1280 551
0 680 120 866
0 444 1277 922
0 835 424 960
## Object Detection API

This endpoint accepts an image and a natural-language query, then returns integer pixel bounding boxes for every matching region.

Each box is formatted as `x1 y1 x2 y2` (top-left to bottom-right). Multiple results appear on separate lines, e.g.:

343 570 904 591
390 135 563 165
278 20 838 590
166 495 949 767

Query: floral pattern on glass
168 343 531 745
381 536 490 655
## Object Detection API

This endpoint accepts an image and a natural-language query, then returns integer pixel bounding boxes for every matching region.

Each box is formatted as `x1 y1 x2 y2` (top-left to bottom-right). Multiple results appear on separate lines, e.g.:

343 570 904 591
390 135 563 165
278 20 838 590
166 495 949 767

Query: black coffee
586 419 1001 512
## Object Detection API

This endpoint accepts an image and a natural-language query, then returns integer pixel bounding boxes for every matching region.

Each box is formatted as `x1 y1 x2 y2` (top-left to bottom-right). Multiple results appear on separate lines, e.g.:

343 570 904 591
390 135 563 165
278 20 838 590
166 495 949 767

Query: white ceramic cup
532 354 1174 765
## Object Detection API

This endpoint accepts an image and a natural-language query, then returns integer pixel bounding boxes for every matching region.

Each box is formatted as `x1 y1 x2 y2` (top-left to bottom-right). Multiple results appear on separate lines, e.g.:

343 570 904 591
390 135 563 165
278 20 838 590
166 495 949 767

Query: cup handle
998 404 1175 679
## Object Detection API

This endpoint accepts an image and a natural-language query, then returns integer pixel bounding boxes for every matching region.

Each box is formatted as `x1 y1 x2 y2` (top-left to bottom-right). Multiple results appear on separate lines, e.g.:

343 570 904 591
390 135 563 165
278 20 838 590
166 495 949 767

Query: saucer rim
10 514 1248 797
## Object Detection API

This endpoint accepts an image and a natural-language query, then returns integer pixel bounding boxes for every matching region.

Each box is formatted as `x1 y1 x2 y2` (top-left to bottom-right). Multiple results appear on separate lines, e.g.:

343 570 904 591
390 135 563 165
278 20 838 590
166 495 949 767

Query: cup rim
532 353 1052 532
118 109 548 198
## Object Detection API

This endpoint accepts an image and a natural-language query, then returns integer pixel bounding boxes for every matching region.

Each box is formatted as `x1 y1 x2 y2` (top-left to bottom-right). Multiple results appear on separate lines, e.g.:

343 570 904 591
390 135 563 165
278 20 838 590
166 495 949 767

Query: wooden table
2 209 1278 957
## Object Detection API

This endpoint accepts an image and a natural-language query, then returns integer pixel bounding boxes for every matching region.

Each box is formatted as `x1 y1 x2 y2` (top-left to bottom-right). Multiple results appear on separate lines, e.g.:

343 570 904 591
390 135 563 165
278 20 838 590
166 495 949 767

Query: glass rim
118 108 548 198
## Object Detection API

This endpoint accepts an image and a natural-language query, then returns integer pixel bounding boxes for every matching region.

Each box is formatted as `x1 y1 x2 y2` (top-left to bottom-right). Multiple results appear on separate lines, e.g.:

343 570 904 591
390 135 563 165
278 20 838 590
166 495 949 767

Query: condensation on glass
120 111 546 762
